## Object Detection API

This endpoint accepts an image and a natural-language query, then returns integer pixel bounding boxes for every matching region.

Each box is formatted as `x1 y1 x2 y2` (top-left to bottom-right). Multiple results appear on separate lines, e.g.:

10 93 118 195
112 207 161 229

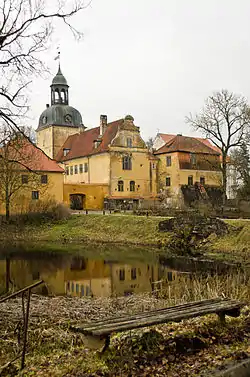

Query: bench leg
101 335 110 353
218 312 226 324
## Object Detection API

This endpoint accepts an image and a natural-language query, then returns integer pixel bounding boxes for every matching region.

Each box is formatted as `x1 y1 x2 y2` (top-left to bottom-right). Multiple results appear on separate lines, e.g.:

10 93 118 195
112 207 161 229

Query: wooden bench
70 298 244 352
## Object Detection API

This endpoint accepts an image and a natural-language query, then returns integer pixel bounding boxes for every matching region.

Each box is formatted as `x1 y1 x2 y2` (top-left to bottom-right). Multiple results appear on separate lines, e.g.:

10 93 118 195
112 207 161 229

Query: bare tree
186 90 250 203
0 0 90 133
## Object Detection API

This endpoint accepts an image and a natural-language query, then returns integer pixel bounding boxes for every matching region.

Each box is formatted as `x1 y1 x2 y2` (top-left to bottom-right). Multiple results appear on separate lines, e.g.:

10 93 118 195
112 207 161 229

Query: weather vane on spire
54 47 61 65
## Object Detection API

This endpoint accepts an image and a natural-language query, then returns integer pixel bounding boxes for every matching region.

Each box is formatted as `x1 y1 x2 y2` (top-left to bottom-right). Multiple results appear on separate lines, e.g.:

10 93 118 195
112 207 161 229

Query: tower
36 65 83 159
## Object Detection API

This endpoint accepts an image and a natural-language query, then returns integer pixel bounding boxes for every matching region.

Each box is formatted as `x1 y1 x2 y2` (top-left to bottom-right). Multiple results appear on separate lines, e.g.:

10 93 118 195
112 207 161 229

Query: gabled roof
0 137 63 172
154 134 220 155
157 133 221 154
56 119 123 162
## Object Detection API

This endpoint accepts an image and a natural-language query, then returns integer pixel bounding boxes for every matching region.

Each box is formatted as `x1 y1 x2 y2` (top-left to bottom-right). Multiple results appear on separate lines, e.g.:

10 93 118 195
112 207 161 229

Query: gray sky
29 0 250 141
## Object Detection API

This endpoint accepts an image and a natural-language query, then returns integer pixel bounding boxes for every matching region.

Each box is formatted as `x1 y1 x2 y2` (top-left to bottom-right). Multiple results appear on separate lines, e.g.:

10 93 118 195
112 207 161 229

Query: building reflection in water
0 256 183 297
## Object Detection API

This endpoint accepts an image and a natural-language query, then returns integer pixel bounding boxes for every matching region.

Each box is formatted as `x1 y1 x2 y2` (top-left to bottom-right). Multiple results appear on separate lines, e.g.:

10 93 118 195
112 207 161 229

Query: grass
32 214 171 246
207 219 250 263
1 272 250 377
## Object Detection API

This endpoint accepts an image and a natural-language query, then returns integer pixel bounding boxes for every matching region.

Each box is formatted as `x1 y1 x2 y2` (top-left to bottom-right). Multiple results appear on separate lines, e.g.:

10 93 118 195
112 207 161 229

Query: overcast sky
29 0 250 141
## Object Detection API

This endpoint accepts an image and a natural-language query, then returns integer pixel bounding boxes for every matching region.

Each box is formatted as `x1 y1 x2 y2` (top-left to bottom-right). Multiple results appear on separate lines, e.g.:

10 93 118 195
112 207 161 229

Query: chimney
100 115 107 136
46 103 49 108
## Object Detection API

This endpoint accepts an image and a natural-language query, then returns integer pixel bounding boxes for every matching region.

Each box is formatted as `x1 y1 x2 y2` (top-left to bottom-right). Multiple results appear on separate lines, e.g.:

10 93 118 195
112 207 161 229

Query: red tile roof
56 119 123 161
155 134 220 155
157 133 221 154
1 138 63 172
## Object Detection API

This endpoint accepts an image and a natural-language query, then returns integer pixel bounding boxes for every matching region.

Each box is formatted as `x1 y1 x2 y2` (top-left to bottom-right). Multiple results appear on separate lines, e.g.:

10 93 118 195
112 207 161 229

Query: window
63 148 70 157
71 282 74 293
79 164 83 173
190 153 196 165
166 177 171 187
131 268 137 280
74 165 78 174
84 163 88 173
32 191 39 200
130 180 135 192
127 137 132 147
188 175 193 186
70 166 73 175
118 180 124 192
21 175 28 184
66 166 69 175
200 176 205 185
41 175 48 184
122 156 132 170
119 269 125 281
166 156 172 167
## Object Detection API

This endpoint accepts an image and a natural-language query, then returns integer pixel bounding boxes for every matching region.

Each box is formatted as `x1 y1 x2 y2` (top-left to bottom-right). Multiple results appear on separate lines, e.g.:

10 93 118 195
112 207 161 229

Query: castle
34 65 223 210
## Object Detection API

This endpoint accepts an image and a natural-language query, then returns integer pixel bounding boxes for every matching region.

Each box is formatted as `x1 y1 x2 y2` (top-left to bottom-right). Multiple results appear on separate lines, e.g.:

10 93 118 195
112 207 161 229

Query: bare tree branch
186 89 250 203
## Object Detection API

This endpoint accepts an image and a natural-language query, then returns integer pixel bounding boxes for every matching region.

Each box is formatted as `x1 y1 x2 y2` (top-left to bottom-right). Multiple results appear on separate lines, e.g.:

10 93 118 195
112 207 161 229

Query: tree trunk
5 197 10 222
222 155 227 206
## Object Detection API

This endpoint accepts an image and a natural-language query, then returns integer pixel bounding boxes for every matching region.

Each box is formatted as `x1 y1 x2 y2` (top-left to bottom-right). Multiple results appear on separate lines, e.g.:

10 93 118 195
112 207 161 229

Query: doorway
70 194 85 210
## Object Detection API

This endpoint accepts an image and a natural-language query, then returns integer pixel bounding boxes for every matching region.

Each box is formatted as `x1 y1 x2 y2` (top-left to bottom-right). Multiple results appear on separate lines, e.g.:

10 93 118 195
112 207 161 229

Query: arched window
188 175 193 185
61 89 66 103
118 180 124 192
200 176 205 185
54 89 60 103
130 180 135 191
122 156 132 170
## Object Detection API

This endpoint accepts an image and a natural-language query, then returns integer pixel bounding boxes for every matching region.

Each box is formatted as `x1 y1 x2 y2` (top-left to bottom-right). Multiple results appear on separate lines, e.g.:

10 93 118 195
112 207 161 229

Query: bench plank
71 298 243 338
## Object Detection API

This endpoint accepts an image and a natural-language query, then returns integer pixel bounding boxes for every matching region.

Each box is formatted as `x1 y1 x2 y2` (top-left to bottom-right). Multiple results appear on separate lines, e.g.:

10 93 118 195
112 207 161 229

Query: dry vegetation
1 273 250 377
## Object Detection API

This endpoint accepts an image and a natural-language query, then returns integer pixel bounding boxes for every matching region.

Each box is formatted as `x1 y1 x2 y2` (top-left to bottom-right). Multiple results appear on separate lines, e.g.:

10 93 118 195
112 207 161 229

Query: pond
0 244 189 297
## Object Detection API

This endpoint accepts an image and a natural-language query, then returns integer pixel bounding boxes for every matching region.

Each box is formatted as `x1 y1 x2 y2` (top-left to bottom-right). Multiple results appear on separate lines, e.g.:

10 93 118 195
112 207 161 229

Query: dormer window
127 137 132 147
63 148 70 157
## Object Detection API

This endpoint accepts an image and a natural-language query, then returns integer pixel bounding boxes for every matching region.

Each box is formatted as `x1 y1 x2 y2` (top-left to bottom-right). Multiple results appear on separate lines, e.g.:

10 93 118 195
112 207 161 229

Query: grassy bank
1 273 250 377
0 215 249 263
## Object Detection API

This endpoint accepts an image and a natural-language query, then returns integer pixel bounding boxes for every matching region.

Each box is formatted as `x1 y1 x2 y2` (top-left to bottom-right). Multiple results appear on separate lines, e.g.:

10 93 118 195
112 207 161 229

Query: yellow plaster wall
110 148 151 198
157 152 180 195
63 153 110 185
0 172 64 215
36 127 53 158
157 152 222 196
36 126 78 159
53 126 79 160
63 183 109 210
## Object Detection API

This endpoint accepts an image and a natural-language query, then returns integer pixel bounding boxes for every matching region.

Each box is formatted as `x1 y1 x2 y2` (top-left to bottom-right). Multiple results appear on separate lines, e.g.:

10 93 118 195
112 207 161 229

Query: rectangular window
127 137 132 147
166 156 172 167
21 175 28 184
122 156 132 170
74 165 78 174
188 176 193 185
200 176 205 185
32 191 39 200
166 177 171 187
131 268 137 280
63 148 70 157
84 163 88 172
119 269 125 281
70 166 73 175
41 175 48 184
66 166 69 175
79 164 83 173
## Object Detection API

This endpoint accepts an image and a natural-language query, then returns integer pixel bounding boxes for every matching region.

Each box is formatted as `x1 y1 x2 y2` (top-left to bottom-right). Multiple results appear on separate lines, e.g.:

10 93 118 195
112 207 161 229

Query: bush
0 200 70 225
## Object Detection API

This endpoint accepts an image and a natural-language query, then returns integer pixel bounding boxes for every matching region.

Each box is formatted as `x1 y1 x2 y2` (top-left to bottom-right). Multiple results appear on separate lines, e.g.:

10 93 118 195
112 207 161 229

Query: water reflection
0 255 183 297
